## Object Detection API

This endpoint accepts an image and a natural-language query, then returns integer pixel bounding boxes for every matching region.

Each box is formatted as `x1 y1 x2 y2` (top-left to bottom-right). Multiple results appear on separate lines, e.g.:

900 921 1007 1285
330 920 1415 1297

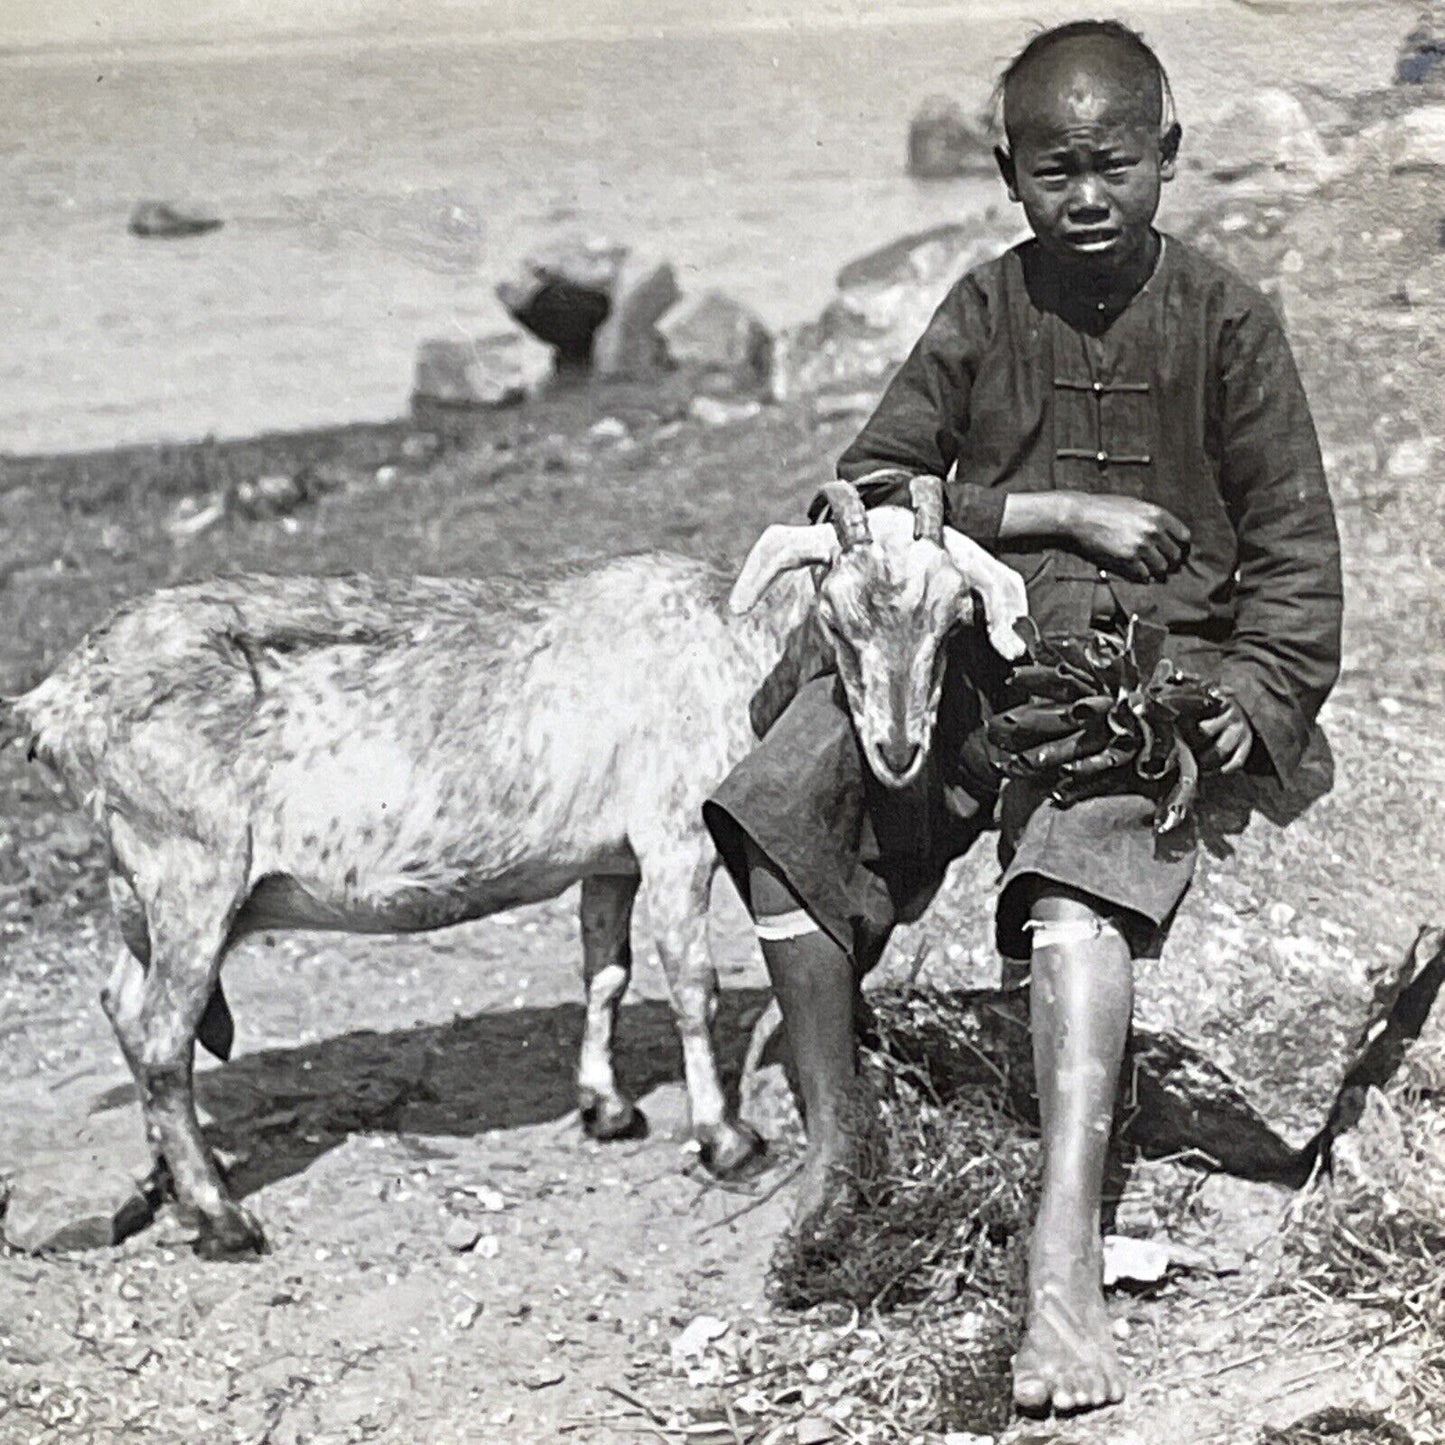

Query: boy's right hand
1062 495 1191 582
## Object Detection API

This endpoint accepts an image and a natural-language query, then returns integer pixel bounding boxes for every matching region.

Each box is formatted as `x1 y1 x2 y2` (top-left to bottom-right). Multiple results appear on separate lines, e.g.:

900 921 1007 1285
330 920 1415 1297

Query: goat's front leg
576 873 646 1141
101 844 263 1260
639 846 764 1177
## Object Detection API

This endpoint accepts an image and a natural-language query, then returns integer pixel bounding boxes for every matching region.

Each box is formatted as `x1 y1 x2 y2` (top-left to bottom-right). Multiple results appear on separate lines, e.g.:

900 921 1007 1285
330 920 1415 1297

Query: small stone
129 200 223 239
3 1155 154 1253
944 1433 995 1445
1266 901 1298 929
1101 1235 1171 1287
1386 436 1437 480
811 391 876 422
1379 697 1403 717
229 473 307 521
399 431 442 463
671 1314 730 1363
165 495 226 540
589 416 629 441
805 1360 829 1383
475 1233 500 1259
374 465 399 486
443 1217 481 1253
688 396 762 428
1112 1318 1132 1341
796 1419 836 1444
47 813 95 861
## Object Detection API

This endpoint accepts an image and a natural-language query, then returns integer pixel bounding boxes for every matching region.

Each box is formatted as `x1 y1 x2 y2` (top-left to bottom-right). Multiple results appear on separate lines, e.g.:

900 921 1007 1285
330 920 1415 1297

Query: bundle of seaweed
986 616 1227 833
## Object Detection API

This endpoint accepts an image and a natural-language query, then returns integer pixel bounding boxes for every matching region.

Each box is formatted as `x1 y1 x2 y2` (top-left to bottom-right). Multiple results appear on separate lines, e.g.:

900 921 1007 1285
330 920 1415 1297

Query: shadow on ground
91 987 772 1199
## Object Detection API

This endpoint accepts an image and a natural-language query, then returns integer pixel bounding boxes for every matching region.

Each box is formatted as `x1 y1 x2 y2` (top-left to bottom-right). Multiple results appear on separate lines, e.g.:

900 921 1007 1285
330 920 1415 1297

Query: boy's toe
1011 1363 1050 1413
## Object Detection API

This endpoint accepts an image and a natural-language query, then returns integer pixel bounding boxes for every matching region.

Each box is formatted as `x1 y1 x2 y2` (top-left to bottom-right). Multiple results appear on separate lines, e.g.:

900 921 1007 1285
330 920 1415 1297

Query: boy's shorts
703 658 1201 965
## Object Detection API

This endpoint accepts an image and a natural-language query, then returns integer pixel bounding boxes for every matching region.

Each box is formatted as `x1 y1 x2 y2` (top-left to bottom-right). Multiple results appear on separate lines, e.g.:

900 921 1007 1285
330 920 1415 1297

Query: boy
705 20 1343 1416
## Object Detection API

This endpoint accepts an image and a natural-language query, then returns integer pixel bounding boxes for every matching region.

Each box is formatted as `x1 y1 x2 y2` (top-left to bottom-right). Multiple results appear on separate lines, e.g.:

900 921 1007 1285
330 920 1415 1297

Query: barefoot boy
706 19 1342 1415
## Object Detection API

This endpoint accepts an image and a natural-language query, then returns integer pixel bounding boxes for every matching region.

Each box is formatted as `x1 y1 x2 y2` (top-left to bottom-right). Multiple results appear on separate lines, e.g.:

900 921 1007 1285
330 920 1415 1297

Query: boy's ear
1159 121 1182 180
994 145 1020 202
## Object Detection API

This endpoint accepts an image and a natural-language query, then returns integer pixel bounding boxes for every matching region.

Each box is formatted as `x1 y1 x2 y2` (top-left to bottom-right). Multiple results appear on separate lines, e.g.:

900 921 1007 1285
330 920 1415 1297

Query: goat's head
729 477 1028 789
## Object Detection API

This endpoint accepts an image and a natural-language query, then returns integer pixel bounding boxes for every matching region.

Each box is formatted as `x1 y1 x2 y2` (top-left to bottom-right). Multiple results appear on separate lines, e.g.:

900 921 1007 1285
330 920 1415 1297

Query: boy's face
997 53 1178 279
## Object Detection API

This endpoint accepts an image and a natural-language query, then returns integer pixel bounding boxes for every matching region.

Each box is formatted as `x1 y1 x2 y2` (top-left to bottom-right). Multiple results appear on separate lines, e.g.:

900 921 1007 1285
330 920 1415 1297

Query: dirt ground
2 93 1445 1445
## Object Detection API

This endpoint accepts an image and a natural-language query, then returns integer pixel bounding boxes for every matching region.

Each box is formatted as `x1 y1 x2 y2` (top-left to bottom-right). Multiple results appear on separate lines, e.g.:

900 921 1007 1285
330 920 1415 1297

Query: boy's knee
745 838 814 924
1027 885 1126 949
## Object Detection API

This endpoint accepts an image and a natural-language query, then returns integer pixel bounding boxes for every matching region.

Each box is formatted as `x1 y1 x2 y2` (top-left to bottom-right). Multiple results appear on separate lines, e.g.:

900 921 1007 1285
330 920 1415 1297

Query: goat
9 475 1027 1258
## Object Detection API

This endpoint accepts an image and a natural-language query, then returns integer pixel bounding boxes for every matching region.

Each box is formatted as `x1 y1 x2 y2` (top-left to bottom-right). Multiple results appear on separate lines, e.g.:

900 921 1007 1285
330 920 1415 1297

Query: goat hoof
580 1094 648 1142
699 1122 767 1179
192 1205 267 1261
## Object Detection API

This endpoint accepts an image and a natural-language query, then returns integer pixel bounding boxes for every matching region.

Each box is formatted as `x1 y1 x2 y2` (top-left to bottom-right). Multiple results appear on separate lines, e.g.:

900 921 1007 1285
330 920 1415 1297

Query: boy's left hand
1195 696 1254 774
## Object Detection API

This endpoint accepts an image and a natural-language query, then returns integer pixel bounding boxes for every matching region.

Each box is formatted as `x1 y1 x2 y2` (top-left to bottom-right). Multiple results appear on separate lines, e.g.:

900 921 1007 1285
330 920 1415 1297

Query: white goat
10 476 1026 1258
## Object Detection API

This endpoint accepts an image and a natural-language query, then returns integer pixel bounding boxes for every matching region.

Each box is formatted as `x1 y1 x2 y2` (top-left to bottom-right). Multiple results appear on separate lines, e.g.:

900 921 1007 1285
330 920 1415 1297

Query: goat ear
729 523 836 614
942 527 1029 661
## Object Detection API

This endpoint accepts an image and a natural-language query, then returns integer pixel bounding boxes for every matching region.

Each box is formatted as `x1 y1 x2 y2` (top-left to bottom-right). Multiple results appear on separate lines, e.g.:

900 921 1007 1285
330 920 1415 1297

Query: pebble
688 395 762 428
442 1217 481 1253
1386 436 1437 480
589 416 629 441
1266 901 1298 929
796 1419 835 1444
399 431 442 463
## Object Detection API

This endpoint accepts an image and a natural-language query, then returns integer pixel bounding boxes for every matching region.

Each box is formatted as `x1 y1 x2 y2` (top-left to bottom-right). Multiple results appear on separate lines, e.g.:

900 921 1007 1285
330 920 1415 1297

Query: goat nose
880 739 921 777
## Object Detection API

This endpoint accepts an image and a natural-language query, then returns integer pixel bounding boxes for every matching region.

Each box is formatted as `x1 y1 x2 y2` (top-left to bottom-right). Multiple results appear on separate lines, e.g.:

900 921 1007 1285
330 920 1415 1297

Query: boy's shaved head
1000 21 1169 146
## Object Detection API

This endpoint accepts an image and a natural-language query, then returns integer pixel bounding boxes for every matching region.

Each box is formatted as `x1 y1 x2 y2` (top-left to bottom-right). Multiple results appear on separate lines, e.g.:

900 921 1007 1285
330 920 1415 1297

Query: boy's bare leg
744 840 859 1229
1013 886 1130 1415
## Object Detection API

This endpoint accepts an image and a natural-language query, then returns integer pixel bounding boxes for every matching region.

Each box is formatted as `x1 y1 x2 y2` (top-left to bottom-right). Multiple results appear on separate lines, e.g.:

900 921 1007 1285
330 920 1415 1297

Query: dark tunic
704 234 1343 961
836 234 1343 778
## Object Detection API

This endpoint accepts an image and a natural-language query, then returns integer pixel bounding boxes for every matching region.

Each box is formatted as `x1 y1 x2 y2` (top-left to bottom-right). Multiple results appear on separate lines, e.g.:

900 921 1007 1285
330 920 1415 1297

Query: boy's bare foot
1012 1253 1124 1415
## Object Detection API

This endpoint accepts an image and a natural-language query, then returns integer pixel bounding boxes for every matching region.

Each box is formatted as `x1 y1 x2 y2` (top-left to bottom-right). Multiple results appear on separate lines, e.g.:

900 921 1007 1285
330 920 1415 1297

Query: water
0 1 1406 455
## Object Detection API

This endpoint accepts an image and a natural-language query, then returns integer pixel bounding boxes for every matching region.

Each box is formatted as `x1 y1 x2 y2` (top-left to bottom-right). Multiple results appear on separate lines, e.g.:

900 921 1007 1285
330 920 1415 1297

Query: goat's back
15 558 772 877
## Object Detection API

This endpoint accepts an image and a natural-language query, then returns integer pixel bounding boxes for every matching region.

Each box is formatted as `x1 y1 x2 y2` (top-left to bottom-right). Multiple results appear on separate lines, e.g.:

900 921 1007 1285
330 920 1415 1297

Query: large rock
860 708 1445 1174
410 329 553 411
659 291 773 395
495 236 627 363
496 238 677 374
591 254 680 378
1397 5 1445 87
907 95 992 179
1188 89 1342 196
772 213 1026 400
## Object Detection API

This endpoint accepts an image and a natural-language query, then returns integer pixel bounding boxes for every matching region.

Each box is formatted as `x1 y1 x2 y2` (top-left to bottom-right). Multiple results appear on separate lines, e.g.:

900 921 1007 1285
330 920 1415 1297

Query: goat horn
817 480 871 552
910 475 945 544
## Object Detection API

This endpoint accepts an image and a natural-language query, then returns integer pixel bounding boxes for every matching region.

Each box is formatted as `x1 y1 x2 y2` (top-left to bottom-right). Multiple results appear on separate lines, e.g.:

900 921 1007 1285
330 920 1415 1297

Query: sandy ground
2 71 1445 1445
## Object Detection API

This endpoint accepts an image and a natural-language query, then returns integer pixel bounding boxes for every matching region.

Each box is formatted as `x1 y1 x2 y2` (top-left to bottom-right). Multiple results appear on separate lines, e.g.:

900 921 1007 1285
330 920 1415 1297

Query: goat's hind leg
101 840 263 1260
639 844 764 1177
577 874 647 1141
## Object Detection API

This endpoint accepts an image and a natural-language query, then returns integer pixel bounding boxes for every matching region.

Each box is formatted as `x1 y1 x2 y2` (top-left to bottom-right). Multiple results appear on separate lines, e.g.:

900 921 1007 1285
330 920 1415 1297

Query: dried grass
723 990 1041 1439
1280 1091 1445 1436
